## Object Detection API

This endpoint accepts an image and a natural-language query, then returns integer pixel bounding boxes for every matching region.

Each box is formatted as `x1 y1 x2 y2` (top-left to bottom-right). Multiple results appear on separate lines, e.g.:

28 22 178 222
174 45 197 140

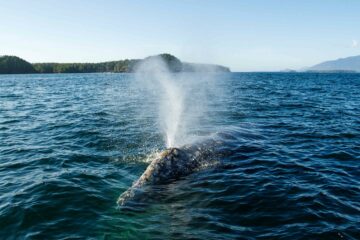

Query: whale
117 138 223 206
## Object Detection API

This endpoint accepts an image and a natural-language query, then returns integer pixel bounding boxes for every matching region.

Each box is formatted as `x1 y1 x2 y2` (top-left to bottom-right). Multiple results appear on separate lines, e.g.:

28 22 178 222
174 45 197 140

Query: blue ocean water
0 73 359 239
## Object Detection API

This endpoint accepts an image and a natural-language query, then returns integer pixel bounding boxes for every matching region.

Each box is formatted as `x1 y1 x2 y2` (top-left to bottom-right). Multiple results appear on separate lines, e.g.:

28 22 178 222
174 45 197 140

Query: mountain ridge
307 55 360 72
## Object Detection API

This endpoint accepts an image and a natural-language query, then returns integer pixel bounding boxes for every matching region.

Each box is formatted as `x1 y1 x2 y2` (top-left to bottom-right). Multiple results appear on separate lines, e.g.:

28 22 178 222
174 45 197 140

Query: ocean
0 72 359 239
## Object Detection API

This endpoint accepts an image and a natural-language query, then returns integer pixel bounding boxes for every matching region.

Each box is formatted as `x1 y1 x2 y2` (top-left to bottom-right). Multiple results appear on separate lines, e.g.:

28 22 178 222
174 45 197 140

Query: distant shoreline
0 54 230 74
2 71 360 76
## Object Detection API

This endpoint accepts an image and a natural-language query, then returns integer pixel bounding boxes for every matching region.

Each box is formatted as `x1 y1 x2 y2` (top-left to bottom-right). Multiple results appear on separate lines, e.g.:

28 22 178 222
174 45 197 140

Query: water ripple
0 73 359 239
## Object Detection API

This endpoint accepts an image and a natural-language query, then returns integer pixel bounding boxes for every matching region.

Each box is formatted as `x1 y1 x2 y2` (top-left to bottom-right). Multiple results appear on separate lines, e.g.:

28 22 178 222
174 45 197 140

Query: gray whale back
117 143 218 205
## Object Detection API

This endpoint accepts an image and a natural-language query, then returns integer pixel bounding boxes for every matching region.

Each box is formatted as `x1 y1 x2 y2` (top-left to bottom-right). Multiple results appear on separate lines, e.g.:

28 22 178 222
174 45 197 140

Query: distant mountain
0 56 36 74
0 54 230 74
307 55 360 72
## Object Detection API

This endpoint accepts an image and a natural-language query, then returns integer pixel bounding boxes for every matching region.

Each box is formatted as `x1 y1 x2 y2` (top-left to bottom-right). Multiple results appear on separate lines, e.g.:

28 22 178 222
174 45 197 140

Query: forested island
0 54 230 74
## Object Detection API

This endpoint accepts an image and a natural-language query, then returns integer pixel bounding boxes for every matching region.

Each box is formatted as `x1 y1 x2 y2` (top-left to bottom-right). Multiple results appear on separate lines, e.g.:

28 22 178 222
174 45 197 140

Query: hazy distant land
281 55 360 73
306 55 360 73
0 54 230 74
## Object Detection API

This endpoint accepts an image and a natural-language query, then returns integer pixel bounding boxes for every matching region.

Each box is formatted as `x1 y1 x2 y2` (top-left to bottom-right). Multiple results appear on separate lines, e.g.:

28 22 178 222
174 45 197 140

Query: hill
307 55 360 72
0 54 230 74
0 56 36 74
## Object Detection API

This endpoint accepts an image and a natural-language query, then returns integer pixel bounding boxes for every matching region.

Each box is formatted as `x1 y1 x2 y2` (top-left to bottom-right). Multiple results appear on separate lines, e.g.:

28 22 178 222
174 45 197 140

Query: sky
1 0 360 71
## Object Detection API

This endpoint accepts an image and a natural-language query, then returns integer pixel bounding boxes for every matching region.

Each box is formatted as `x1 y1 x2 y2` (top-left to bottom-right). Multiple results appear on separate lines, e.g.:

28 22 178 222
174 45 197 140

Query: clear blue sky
1 0 359 71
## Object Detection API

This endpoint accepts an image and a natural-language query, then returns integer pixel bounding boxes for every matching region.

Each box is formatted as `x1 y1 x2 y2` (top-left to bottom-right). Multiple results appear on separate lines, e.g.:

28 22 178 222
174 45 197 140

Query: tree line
0 54 230 74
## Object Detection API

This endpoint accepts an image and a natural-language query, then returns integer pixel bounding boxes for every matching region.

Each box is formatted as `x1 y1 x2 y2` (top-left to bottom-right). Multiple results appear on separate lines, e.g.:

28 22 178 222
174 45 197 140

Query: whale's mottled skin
117 141 220 205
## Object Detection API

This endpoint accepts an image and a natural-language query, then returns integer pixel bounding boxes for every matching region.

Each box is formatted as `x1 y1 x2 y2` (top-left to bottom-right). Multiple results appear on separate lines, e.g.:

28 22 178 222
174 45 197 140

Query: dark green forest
0 54 230 74
0 56 36 74
32 59 139 73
